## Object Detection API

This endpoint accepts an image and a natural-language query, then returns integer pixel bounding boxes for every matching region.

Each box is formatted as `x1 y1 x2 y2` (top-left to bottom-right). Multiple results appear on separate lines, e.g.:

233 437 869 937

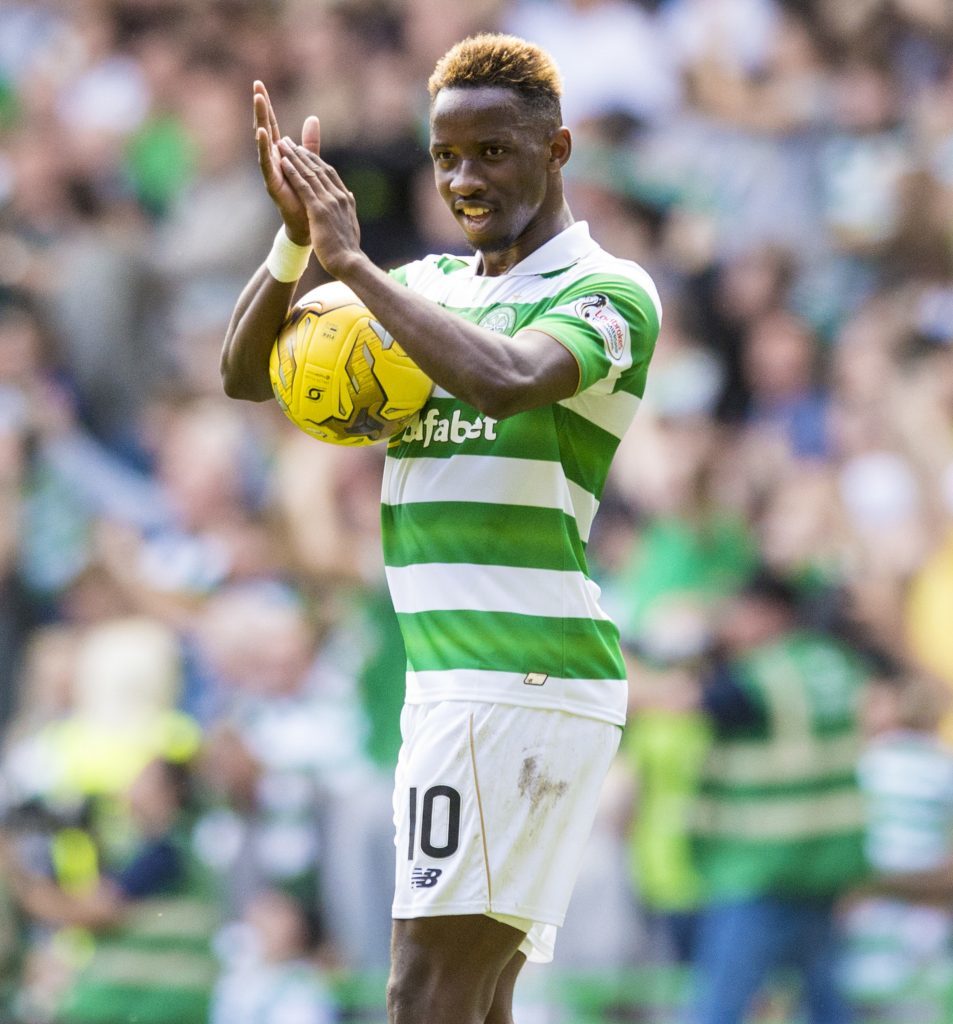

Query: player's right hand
254 80 320 246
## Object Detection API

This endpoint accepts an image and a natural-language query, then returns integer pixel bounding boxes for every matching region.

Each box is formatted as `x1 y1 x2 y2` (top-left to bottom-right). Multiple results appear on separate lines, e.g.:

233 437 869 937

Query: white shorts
391 700 621 963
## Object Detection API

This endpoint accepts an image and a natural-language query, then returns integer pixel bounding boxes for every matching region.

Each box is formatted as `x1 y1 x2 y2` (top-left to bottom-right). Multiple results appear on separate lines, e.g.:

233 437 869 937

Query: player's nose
449 160 486 196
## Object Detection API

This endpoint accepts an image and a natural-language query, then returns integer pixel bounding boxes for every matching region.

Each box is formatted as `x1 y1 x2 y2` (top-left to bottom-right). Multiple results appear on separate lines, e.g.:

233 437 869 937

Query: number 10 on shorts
407 785 461 859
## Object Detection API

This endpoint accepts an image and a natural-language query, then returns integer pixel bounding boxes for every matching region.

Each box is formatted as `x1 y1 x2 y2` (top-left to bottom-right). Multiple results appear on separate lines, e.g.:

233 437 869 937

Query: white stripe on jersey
558 390 641 439
382 454 600 542
385 562 611 620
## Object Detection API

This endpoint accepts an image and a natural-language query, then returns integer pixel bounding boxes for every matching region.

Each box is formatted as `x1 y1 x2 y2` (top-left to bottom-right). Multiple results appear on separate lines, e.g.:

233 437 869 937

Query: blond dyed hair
429 33 563 128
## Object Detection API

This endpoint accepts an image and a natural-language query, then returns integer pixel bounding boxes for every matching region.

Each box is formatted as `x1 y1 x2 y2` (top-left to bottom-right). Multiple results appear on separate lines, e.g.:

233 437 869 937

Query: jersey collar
468 221 597 277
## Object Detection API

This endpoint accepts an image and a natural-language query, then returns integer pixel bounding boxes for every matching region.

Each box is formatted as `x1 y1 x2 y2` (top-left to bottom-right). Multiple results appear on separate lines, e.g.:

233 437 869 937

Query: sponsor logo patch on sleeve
573 294 629 362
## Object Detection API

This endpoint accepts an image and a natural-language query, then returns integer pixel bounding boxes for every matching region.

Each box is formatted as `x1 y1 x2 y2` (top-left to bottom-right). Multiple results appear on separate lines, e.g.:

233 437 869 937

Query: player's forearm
221 264 298 402
334 253 572 419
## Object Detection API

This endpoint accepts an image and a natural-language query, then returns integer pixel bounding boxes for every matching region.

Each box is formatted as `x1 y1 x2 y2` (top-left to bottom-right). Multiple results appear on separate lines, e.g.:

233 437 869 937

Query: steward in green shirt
689 573 870 1024
693 576 869 900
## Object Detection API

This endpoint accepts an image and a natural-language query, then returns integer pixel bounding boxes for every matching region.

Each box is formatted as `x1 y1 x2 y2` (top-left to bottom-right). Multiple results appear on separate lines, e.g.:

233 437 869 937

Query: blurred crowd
1 0 953 1021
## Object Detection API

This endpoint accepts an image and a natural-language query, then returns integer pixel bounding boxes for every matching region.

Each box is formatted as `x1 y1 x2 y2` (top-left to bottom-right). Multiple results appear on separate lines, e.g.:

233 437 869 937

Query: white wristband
265 226 311 283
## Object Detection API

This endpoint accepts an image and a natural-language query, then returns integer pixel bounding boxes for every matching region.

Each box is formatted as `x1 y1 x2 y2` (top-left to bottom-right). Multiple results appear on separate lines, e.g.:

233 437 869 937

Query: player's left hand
278 139 362 278
254 82 320 245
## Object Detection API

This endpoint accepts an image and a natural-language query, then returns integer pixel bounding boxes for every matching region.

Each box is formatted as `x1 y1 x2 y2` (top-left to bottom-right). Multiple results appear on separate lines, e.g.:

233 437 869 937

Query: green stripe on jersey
396 609 625 679
436 255 469 274
552 404 618 499
387 398 617 501
388 396 555 461
382 502 586 571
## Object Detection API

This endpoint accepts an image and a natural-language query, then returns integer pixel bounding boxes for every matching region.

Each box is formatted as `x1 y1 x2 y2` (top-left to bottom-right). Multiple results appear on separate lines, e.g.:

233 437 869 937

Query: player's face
429 86 568 269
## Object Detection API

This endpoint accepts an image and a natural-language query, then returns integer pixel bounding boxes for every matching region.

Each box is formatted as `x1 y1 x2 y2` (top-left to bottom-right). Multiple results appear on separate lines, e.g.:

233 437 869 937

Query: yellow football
269 282 433 446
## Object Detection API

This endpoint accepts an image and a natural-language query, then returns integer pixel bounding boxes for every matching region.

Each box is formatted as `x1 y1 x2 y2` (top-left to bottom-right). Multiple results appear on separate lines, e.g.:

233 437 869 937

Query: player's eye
432 150 454 163
484 145 506 158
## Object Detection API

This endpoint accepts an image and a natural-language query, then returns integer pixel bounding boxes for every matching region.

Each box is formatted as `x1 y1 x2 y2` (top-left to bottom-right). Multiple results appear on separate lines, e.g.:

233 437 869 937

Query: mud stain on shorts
518 756 569 811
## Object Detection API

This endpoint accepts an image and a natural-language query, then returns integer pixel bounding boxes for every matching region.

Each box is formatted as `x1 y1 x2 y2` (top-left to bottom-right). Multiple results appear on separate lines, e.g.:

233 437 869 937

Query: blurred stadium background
1 0 953 1021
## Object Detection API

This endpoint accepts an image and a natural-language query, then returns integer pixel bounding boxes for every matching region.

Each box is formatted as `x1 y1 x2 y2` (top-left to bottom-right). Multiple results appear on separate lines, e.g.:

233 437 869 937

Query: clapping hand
254 80 321 245
278 138 362 280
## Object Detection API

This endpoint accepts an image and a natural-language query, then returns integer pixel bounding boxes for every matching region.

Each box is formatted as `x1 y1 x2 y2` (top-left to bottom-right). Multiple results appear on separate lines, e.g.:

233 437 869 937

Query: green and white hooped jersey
383 222 661 726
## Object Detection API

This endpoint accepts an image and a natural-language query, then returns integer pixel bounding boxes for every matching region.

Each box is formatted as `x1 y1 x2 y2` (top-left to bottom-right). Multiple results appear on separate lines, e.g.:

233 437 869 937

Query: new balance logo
411 867 443 889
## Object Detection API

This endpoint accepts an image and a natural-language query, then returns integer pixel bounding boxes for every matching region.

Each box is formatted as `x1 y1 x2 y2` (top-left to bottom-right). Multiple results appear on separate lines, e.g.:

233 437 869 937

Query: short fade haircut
428 33 563 130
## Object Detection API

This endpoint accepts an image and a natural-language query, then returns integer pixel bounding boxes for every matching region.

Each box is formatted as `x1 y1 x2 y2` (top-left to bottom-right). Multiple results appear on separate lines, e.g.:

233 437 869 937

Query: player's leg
390 702 620 1021
485 949 527 1024
387 914 525 1024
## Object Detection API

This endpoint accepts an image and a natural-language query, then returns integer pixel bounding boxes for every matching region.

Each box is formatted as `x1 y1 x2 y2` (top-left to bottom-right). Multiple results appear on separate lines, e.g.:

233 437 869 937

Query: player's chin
454 212 505 251
465 225 519 255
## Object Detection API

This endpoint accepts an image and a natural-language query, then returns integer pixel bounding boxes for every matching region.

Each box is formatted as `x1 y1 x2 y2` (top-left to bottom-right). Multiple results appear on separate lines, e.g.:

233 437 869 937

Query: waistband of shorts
403 669 627 727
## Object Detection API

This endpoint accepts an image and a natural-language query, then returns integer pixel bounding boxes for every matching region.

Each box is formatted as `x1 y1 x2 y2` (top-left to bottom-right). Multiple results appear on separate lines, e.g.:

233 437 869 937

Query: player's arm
278 141 580 420
221 265 298 402
221 82 319 402
333 258 579 419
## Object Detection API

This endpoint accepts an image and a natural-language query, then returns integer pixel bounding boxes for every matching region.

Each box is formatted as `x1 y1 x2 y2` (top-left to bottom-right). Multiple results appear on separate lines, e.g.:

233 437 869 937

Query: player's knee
387 951 434 1022
386 953 489 1024
386 966 442 1023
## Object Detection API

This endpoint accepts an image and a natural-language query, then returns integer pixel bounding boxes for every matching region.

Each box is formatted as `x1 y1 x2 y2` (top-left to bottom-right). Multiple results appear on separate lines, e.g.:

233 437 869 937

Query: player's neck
476 205 574 277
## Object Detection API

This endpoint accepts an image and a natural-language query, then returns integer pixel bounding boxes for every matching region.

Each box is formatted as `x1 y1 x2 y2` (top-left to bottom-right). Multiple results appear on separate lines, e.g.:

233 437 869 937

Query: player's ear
548 126 571 169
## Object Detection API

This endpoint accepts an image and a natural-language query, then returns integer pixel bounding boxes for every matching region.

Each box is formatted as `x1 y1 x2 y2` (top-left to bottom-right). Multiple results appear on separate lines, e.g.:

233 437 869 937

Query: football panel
269 320 296 413
294 280 366 314
295 313 370 429
373 350 434 420
300 325 411 445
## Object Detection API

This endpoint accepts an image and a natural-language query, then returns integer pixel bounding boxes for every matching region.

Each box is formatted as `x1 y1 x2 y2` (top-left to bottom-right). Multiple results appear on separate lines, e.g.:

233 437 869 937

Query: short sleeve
527 274 661 396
